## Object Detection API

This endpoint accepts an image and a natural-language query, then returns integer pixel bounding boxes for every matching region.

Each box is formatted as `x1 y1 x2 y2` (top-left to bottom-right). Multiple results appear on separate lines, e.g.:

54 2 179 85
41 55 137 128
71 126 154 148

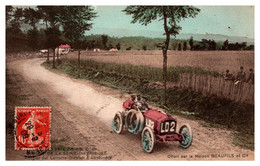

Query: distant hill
87 28 254 45
21 24 254 45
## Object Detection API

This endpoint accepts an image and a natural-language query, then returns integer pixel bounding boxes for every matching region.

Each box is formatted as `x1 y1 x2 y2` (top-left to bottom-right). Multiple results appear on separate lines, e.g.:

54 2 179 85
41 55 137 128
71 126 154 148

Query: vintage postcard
5 4 255 162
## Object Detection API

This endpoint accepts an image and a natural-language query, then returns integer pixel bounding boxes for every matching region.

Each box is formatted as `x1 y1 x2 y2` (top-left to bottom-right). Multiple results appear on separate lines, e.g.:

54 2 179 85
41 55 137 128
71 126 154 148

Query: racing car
112 94 193 153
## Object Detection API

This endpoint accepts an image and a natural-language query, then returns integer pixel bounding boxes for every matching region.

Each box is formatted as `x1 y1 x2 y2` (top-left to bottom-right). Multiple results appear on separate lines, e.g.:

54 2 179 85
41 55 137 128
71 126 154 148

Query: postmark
15 107 51 150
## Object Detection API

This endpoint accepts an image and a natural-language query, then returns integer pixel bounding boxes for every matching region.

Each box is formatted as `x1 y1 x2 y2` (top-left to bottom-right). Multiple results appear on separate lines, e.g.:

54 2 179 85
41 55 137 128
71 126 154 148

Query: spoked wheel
125 110 134 129
178 124 193 149
141 127 155 153
126 110 138 133
112 112 123 134
126 110 144 134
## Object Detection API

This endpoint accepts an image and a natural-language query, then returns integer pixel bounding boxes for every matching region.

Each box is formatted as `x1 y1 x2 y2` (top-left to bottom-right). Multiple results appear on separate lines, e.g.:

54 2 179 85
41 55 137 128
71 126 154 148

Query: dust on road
6 58 254 160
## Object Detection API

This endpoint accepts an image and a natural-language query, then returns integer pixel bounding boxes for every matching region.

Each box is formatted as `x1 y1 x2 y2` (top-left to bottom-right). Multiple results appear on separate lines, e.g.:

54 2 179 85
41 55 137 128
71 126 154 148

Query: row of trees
6 6 97 54
6 6 97 69
75 34 254 51
188 38 254 51
176 38 254 51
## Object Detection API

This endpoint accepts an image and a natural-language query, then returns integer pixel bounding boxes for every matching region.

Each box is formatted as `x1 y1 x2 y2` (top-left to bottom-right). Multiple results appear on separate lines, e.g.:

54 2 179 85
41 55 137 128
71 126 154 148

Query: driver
136 95 150 111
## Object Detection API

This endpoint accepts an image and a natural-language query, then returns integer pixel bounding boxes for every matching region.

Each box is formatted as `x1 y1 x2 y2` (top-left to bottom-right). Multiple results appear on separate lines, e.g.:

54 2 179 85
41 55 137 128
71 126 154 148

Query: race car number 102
160 121 176 134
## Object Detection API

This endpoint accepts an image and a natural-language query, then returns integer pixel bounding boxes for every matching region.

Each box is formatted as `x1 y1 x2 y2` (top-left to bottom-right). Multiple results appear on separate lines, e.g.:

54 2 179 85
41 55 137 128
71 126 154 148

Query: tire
178 124 193 149
136 111 144 134
141 127 155 153
127 110 139 133
125 110 135 129
112 112 123 134
125 110 137 132
126 110 144 134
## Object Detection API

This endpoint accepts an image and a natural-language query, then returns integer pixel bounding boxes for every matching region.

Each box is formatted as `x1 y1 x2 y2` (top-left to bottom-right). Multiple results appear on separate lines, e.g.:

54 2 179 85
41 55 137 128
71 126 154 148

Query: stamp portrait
15 107 51 150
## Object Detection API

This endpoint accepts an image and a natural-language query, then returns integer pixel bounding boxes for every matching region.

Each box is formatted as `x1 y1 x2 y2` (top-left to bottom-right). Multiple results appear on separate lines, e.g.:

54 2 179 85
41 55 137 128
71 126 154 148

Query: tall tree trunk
163 11 170 106
162 48 168 106
57 48 59 60
45 20 48 29
78 50 81 78
57 47 61 64
47 49 50 63
52 48 56 69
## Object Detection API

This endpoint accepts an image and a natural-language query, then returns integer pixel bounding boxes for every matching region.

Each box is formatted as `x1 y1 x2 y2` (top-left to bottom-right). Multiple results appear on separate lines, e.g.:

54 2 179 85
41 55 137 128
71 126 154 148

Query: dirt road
6 58 254 160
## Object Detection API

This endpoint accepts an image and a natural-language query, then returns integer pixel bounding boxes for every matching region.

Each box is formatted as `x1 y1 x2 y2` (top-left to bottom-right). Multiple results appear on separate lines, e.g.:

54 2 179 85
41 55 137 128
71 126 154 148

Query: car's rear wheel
178 124 193 148
125 110 134 129
141 127 155 153
112 112 123 134
126 110 138 133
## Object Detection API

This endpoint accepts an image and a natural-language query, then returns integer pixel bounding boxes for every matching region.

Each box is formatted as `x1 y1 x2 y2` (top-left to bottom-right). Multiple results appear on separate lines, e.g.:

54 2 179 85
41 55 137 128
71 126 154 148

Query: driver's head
137 95 141 101
131 94 136 101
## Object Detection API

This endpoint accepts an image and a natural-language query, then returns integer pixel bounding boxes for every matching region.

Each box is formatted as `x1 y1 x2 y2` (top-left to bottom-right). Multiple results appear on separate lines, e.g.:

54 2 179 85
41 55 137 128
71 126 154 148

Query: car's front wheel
141 127 155 153
178 124 193 148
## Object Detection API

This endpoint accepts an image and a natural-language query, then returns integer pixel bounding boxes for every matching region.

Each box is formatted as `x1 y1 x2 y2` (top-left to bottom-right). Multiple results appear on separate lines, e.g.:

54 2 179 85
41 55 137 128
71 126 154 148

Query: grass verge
43 58 254 150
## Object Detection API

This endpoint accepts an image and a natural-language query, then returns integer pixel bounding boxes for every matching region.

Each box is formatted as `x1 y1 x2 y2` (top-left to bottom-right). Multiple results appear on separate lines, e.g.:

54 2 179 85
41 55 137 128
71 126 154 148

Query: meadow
64 50 254 75
63 50 254 104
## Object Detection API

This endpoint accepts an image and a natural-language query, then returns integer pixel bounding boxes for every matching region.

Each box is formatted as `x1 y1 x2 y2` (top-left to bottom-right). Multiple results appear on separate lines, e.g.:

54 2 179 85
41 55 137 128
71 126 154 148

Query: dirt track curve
6 58 254 160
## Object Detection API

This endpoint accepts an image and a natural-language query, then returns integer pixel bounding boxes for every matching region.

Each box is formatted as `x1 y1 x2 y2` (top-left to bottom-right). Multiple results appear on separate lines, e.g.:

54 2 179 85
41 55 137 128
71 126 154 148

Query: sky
87 6 254 38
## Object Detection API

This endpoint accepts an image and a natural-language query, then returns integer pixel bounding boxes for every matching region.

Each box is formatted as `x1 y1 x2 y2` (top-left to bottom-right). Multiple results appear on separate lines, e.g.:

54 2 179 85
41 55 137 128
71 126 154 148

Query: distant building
55 44 71 55
109 48 118 51
39 49 48 54
93 48 100 52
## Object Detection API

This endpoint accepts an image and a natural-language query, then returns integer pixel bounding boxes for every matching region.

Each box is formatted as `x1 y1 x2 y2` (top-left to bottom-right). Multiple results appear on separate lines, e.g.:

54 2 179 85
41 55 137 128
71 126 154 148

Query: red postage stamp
15 107 51 150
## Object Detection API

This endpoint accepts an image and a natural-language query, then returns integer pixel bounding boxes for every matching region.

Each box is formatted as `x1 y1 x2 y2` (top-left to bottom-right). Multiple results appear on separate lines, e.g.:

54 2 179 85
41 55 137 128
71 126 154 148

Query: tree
211 40 217 50
6 7 23 34
23 8 42 51
37 6 63 29
23 7 41 29
57 6 97 77
6 6 14 24
189 36 194 50
116 43 121 50
37 6 63 64
178 43 182 51
183 42 187 51
171 42 178 50
108 43 113 49
57 6 96 47
89 40 96 50
200 39 209 50
6 7 26 52
223 39 229 50
27 28 39 51
44 27 61 68
241 42 247 50
123 6 200 105
101 35 108 50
